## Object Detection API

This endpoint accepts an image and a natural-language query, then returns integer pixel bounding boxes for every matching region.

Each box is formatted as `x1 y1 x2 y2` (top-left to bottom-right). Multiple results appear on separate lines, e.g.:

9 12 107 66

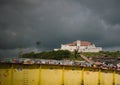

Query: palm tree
36 41 41 52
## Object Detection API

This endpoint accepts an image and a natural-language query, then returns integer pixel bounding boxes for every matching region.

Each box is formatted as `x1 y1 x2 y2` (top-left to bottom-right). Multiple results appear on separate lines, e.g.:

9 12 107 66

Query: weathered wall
0 64 120 85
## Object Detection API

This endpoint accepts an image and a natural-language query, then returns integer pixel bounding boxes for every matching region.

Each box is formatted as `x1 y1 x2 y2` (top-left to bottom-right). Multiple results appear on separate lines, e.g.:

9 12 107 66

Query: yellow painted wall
84 68 99 85
40 65 62 85
100 70 113 85
12 65 24 85
12 64 39 85
115 72 120 85
0 64 11 85
64 66 82 85
0 64 120 85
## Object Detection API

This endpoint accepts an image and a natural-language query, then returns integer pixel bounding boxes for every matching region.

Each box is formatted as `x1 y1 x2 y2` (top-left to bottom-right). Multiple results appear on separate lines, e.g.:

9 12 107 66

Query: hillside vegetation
20 50 120 60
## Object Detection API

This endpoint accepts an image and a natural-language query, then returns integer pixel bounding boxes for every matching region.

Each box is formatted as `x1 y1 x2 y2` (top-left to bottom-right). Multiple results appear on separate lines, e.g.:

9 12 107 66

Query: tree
74 47 79 59
36 41 41 52
21 50 71 60
36 41 41 46
20 52 35 58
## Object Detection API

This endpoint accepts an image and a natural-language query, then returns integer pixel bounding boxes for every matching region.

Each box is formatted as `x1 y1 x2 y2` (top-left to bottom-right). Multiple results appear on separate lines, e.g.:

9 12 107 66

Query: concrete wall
0 64 120 85
60 44 102 52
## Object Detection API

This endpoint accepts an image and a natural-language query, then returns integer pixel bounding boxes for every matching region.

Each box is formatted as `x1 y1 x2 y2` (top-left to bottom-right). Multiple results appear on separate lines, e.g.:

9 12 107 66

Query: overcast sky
0 0 120 58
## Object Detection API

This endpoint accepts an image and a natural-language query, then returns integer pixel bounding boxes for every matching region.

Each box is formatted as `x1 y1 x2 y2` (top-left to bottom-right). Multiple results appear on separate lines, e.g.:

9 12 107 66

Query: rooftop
65 40 92 46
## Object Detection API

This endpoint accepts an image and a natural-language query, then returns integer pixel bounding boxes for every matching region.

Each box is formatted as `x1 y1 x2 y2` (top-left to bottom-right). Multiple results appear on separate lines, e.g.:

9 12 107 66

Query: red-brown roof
81 41 91 46
65 40 92 46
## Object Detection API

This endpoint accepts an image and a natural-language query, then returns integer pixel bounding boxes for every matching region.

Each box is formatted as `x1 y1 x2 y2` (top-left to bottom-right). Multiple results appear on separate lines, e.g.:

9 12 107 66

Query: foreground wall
0 64 120 85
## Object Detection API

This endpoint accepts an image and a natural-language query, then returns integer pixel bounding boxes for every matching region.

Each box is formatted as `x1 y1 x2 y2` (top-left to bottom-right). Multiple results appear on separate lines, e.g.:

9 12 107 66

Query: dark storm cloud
79 0 120 24
75 0 120 47
0 0 120 57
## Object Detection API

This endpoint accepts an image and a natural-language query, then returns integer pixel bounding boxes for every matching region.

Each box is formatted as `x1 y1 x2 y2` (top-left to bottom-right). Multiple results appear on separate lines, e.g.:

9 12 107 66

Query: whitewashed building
54 40 102 52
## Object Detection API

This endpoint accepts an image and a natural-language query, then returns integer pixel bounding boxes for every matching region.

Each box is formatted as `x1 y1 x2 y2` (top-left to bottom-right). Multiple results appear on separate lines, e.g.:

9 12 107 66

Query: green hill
20 50 120 60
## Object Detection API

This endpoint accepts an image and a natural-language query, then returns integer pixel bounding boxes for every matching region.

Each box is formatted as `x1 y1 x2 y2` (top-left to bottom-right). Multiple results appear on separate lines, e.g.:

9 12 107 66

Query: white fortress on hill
54 40 102 52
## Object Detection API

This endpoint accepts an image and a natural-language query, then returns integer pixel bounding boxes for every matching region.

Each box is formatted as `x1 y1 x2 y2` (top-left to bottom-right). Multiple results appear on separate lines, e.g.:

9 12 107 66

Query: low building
54 40 102 52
